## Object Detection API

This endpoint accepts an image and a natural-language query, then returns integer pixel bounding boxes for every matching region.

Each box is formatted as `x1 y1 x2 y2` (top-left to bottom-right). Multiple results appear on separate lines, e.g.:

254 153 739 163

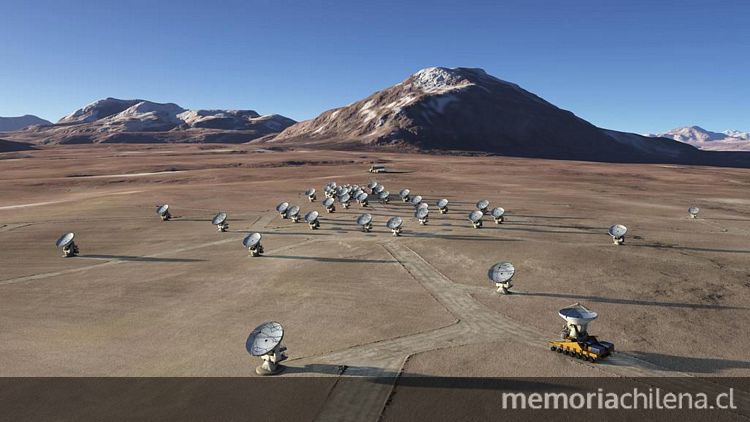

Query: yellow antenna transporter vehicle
549 303 614 362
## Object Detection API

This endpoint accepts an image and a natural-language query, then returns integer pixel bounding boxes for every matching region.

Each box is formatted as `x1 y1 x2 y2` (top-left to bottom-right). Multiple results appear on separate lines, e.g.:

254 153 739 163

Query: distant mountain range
2 98 295 144
647 126 750 151
0 115 51 132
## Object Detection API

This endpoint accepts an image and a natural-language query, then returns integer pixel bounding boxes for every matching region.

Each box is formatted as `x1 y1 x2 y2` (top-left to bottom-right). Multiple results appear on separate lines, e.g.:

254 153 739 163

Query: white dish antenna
212 212 228 226
357 192 368 202
469 210 483 228
373 185 385 194
378 191 389 200
559 303 598 326
491 207 505 224
243 232 262 248
411 195 423 206
688 206 699 218
357 213 373 226
437 198 448 208
399 189 410 201
156 204 169 216
608 224 627 238
476 199 490 213
387 216 403 230
367 180 378 189
488 262 515 293
288 205 300 217
246 321 287 375
304 188 316 196
56 232 75 248
276 202 289 213
323 197 335 210
340 193 351 203
416 207 429 219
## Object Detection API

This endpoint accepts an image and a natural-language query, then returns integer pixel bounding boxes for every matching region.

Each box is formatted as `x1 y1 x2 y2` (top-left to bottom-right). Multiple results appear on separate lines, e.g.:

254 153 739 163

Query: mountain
5 98 295 144
266 67 702 163
0 115 52 132
648 126 750 151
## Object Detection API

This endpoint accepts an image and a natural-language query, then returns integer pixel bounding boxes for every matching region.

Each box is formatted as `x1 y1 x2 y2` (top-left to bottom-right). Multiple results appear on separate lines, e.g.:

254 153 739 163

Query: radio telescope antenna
323 197 336 213
436 199 449 214
304 210 320 230
491 207 505 224
378 190 390 204
416 207 429 225
276 202 290 219
488 262 515 294
399 189 411 203
246 321 287 375
688 206 699 219
340 193 351 209
357 213 373 232
469 210 483 229
211 212 229 232
356 192 369 207
608 224 627 245
156 204 171 221
305 188 316 202
55 232 79 258
476 199 490 215
411 195 423 208
287 205 301 223
242 232 264 256
386 216 403 236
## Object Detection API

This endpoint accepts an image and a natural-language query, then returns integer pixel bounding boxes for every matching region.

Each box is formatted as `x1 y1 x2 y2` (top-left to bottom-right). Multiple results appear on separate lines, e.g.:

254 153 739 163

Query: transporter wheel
557 348 563 353
550 346 556 352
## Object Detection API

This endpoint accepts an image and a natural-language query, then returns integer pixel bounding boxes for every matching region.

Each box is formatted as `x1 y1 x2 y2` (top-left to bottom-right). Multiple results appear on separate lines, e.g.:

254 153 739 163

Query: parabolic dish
357 192 368 201
156 204 169 215
399 189 410 198
416 208 429 219
242 232 262 248
323 198 335 207
357 213 373 226
288 205 300 217
340 193 351 203
212 212 228 225
305 188 316 196
386 216 403 229
488 262 515 283
559 303 598 325
688 206 700 216
417 202 429 210
491 207 505 218
276 202 289 213
378 191 389 199
608 224 627 237
246 321 284 356
437 199 448 208
367 180 377 189
374 185 385 194
55 232 75 248
476 199 490 210
304 210 319 222
469 210 483 222
411 195 423 205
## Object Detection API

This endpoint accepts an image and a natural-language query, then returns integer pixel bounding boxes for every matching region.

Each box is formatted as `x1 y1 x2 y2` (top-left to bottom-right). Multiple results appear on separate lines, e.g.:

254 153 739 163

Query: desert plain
1 144 749 420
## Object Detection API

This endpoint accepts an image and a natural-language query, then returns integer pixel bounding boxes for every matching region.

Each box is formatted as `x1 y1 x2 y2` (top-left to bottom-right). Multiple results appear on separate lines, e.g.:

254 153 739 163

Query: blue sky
0 0 747 133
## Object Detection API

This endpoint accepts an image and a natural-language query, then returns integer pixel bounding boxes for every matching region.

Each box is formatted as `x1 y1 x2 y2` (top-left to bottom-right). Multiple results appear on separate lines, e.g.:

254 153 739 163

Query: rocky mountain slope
0 115 51 132
3 98 295 144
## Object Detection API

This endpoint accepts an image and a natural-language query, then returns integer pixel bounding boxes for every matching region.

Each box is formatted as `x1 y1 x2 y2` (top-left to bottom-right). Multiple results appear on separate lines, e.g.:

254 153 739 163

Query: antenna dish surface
246 321 284 356
608 224 627 237
305 188 316 196
156 204 169 215
488 262 515 283
304 210 319 222
357 192 368 201
399 189 410 198
56 232 75 248
212 212 228 225
243 232 262 248
416 208 429 219
340 194 351 203
437 199 448 208
688 207 700 216
287 205 300 217
491 207 505 218
323 198 335 207
276 202 289 213
476 199 490 210
378 191 389 199
469 210 483 222
387 216 403 229
411 195 423 205
559 303 598 325
357 213 373 226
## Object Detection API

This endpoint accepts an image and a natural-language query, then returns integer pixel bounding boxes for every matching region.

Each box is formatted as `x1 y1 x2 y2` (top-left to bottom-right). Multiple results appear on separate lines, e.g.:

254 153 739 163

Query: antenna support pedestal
440 208 448 214
217 223 229 232
62 242 79 258
496 281 512 294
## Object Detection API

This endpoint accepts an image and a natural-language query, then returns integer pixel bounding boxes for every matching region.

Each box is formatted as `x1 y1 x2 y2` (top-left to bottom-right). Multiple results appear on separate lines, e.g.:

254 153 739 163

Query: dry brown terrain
1 144 749 420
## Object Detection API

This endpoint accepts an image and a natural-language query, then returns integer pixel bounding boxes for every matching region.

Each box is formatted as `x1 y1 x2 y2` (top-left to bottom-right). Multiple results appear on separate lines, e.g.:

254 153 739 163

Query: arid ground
1 144 749 420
